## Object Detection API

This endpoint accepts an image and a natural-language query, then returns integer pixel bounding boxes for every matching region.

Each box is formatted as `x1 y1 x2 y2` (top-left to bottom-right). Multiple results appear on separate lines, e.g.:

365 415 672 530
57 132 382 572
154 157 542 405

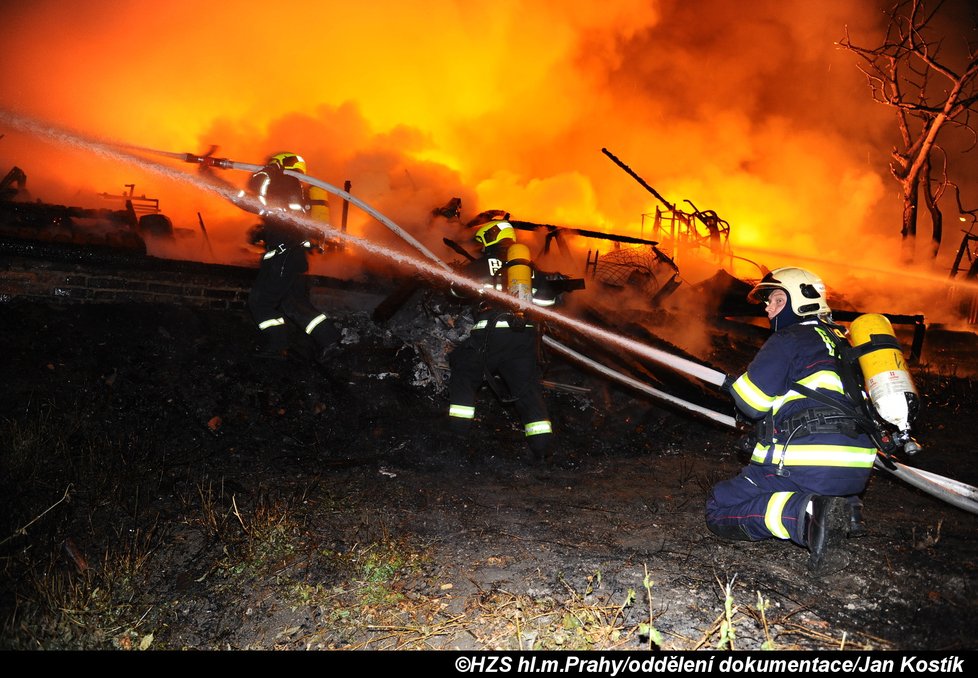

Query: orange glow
1 0 976 326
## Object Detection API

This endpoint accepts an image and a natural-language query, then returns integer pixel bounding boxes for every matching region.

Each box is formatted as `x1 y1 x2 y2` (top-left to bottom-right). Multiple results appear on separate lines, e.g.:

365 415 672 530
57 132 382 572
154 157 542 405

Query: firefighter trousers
248 247 340 353
705 462 871 546
447 327 553 456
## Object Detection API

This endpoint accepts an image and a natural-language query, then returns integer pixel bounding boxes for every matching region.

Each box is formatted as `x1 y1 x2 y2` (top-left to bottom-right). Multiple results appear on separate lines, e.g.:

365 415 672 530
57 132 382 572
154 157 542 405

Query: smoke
1 0 976 330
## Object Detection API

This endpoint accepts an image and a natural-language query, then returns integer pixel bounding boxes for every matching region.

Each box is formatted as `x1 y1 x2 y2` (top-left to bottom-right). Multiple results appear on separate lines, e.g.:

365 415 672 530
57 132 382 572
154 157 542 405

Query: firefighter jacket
240 165 317 251
728 319 877 471
450 244 564 327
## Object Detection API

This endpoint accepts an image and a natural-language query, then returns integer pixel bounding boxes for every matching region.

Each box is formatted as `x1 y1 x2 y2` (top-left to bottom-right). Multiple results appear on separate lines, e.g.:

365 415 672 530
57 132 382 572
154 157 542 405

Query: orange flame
1 0 976 326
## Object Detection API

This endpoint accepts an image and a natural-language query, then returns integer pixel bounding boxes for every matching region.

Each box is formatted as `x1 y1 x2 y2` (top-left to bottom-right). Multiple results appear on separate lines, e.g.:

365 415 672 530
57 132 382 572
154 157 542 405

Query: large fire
1 0 976 324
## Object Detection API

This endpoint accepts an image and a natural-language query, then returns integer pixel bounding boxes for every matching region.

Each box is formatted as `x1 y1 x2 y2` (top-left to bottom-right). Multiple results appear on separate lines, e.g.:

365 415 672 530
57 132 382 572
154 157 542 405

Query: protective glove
733 411 757 453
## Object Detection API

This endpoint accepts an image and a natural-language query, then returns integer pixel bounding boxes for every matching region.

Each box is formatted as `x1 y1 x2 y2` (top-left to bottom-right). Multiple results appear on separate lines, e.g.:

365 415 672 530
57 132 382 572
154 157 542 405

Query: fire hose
150 146 978 516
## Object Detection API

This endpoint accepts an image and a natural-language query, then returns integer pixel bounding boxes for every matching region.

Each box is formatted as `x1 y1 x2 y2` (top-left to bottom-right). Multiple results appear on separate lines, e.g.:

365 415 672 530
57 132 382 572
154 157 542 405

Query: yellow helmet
748 267 830 316
474 219 516 249
268 152 307 174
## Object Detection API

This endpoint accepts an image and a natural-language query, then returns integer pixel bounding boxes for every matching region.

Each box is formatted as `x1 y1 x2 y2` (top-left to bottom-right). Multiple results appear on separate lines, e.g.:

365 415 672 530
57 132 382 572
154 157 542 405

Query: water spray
737 243 978 295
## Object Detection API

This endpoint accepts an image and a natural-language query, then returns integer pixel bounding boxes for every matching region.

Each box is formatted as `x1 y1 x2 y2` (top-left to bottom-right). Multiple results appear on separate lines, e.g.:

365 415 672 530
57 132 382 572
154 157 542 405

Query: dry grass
0 397 905 651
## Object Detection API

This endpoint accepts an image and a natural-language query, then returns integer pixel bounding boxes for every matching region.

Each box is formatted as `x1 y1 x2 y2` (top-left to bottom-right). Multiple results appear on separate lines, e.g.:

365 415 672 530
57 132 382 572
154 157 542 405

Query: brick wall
0 238 387 313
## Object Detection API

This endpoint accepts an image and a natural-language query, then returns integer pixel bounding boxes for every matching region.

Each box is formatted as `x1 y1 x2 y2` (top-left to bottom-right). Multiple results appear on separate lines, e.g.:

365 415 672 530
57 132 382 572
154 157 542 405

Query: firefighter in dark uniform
705 267 878 573
447 218 563 465
235 152 341 361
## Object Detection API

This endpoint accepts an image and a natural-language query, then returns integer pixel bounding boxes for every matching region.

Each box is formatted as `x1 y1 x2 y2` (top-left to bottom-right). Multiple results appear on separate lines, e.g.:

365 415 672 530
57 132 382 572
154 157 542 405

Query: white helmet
748 267 830 317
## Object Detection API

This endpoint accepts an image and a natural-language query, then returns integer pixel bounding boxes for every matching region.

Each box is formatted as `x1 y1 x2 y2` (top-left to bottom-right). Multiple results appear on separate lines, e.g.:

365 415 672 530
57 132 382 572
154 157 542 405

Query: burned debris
0 166 190 254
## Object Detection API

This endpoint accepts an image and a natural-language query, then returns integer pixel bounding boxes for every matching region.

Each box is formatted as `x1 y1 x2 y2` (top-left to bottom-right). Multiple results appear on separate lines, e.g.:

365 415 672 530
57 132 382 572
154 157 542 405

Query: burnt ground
1 285 977 653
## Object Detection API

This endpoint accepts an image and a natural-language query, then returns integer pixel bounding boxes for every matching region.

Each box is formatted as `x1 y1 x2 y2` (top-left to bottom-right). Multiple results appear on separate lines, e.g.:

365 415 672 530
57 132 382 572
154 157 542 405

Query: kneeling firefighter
446 217 581 464
705 267 882 573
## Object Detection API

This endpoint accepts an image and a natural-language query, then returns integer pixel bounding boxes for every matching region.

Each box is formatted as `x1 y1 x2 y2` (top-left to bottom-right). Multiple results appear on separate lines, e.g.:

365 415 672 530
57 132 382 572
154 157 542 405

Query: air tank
505 242 533 304
849 313 919 433
307 185 330 223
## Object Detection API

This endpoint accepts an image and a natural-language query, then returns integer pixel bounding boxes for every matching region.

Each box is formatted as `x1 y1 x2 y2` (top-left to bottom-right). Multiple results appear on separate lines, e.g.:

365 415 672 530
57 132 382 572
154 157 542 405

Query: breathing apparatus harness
754 320 911 477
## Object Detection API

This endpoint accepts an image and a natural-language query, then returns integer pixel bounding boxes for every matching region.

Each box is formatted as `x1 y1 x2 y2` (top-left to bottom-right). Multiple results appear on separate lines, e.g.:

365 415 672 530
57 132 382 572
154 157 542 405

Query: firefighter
234 152 341 362
705 267 878 573
446 217 565 465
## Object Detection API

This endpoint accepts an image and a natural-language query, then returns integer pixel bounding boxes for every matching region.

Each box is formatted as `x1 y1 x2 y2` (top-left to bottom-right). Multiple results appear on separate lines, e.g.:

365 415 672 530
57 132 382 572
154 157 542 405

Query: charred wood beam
601 147 675 211
509 220 659 248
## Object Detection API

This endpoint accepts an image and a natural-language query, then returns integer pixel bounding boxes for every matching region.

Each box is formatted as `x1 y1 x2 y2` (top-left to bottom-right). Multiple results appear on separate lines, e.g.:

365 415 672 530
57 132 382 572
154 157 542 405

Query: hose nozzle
183 153 233 169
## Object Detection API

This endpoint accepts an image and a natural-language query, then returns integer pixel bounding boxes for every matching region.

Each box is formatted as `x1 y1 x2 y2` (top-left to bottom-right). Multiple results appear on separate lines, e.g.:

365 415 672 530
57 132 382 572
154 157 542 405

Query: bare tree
838 0 978 263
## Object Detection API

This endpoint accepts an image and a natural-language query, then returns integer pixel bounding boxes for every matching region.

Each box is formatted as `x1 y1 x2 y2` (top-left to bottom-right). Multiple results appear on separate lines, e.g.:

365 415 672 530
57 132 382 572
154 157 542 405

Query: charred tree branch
839 0 978 261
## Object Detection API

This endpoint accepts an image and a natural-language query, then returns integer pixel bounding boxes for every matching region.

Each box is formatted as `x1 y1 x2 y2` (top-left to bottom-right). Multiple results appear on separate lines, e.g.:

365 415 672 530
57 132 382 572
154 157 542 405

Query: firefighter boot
806 495 850 574
847 497 868 538
527 439 554 469
255 323 290 362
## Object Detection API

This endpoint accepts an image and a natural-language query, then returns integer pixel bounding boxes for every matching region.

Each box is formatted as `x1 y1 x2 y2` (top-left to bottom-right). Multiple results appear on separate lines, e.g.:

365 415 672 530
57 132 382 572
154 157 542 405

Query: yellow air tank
849 313 919 432
307 185 330 223
505 243 533 304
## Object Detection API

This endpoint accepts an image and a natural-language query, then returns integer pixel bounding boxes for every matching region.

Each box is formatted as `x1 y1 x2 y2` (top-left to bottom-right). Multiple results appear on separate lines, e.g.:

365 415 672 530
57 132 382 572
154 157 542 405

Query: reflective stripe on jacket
730 319 876 469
